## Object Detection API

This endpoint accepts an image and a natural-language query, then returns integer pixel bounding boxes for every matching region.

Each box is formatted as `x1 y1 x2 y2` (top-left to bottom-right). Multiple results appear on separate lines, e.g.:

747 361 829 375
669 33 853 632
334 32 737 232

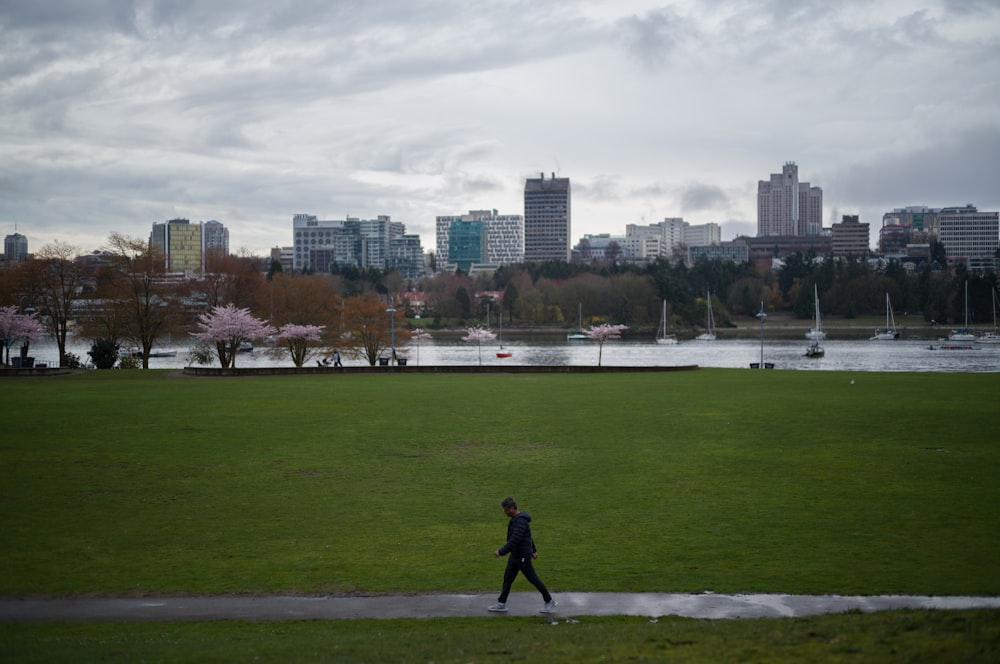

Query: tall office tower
149 219 204 273
436 209 524 271
757 162 823 236
831 215 870 257
4 232 28 263
203 220 230 255
937 205 999 272
524 173 571 262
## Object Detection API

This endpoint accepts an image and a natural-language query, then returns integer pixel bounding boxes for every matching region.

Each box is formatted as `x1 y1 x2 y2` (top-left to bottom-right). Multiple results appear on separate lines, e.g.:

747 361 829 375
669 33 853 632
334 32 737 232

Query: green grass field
1 368 998 661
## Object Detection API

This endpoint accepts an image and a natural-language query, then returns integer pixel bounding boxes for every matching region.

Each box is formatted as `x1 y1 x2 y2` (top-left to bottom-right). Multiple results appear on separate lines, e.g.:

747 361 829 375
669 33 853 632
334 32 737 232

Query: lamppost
755 301 767 369
386 305 396 365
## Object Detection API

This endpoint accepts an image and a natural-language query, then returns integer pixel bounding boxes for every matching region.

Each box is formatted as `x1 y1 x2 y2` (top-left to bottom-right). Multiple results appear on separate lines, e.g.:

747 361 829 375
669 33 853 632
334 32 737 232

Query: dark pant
498 555 551 603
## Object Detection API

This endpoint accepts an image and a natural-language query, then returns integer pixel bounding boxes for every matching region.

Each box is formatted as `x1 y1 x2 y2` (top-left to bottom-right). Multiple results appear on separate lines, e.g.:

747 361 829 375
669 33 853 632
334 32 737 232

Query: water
23 336 1000 373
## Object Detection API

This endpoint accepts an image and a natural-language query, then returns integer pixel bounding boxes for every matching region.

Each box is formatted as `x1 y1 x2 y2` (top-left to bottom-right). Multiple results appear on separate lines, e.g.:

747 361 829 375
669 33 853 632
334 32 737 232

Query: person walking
488 496 557 613
332 350 342 367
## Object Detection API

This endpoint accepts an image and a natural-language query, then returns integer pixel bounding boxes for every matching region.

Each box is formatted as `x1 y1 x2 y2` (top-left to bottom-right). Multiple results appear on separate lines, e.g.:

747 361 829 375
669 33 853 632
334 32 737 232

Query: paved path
3 593 999 622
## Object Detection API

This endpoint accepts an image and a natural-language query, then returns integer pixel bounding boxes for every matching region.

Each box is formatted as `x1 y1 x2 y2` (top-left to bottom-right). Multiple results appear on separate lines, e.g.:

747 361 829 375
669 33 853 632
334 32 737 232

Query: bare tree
30 242 90 366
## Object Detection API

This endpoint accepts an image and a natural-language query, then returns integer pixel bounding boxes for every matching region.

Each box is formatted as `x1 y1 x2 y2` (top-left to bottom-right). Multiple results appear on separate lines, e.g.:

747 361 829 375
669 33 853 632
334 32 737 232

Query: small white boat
237 341 254 353
979 288 1000 344
805 284 826 340
949 281 976 341
871 294 899 340
694 290 716 341
567 303 588 341
656 299 677 345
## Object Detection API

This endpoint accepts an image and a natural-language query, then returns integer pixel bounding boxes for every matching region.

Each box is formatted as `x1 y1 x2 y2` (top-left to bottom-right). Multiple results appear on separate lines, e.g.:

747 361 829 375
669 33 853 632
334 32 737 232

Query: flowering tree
0 306 47 366
191 304 275 368
275 323 326 367
584 323 628 366
410 328 432 365
462 326 496 366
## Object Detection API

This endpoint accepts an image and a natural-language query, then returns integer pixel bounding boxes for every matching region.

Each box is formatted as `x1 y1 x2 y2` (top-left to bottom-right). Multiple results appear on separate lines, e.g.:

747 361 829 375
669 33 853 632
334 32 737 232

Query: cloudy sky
2 0 998 257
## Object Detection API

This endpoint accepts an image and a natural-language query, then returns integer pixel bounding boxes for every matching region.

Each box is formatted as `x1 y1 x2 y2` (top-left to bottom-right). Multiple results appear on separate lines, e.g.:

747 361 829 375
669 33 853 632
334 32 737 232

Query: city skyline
2 2 998 256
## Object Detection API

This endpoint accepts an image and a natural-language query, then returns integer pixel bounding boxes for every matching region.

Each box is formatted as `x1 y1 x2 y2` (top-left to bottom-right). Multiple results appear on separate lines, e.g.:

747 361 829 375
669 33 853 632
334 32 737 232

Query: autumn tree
341 293 409 365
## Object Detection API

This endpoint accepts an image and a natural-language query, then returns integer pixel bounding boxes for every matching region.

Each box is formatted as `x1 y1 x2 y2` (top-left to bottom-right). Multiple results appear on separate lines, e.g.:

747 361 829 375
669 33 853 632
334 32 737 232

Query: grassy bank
2 369 998 596
2 368 998 661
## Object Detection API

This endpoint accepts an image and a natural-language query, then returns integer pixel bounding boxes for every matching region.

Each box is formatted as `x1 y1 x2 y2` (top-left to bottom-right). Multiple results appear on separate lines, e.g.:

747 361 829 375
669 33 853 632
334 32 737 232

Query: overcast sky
2 0 998 257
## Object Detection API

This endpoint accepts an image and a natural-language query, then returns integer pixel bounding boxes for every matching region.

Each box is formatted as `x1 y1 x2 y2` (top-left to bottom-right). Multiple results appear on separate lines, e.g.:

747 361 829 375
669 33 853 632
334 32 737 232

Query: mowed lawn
1 368 999 597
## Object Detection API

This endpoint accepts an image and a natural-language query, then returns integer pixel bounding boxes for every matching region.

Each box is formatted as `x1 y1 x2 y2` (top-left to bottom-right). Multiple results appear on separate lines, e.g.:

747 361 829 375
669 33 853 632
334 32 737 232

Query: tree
29 243 90 367
583 323 628 366
97 233 179 368
191 304 276 368
341 293 408 365
0 305 46 366
275 323 325 367
462 326 496 366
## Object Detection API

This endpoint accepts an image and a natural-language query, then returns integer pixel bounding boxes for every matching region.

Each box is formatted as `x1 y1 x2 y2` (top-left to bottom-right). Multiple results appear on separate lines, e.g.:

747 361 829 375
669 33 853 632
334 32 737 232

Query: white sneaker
540 599 558 613
488 602 508 612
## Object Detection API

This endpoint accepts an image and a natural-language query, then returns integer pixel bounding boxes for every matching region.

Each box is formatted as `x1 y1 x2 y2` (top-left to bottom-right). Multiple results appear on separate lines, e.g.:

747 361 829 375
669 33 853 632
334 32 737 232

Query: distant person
333 350 342 367
488 496 557 613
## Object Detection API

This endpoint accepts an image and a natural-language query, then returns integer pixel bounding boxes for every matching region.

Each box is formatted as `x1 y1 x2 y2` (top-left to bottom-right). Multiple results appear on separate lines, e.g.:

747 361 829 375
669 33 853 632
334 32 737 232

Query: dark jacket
498 511 537 559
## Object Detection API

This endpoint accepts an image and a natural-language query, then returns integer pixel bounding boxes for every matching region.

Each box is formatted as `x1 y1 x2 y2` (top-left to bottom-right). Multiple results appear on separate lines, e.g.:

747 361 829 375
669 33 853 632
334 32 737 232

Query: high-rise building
831 215 870 257
4 232 28 263
524 173 571 262
435 209 524 272
757 162 823 237
150 219 204 273
203 220 230 255
937 205 999 272
292 214 422 274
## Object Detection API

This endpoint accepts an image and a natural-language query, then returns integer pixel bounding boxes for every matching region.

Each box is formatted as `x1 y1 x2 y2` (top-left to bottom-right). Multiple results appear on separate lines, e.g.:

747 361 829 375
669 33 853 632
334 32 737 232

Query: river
22 335 1000 374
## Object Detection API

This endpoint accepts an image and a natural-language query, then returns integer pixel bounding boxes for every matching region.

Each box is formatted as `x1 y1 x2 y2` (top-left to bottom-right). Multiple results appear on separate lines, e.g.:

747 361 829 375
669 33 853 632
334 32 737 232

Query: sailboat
949 281 976 341
694 290 716 341
805 284 826 340
804 340 825 358
979 288 1000 344
870 293 899 340
567 302 588 341
496 307 512 358
656 299 678 345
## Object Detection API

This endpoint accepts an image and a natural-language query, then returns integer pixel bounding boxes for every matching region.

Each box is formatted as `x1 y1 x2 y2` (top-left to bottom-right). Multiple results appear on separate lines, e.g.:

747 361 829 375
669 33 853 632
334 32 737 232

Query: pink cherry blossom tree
0 306 47 366
275 323 326 367
191 304 275 368
462 326 496 366
410 328 432 365
584 323 629 366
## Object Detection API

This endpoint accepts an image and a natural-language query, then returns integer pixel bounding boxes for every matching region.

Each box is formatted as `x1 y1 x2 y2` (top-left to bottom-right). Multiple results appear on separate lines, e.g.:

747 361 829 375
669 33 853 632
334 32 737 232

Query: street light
386 305 396 365
755 301 767 369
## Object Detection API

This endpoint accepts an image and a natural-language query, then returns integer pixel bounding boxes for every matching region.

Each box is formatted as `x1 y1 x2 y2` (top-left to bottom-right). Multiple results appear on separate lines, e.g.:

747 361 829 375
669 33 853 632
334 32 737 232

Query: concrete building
270 246 294 273
831 215 871 257
3 232 28 263
757 162 823 237
292 214 422 274
435 209 523 272
688 240 749 264
150 219 204 273
684 222 722 248
937 205 999 272
524 173 571 262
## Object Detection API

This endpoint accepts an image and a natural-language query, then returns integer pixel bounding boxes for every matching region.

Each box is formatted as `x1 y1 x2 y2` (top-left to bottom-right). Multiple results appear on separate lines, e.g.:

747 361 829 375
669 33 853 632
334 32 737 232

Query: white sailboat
870 293 899 340
656 299 677 345
695 290 716 341
805 284 826 340
979 288 1000 344
567 302 588 341
949 281 976 341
